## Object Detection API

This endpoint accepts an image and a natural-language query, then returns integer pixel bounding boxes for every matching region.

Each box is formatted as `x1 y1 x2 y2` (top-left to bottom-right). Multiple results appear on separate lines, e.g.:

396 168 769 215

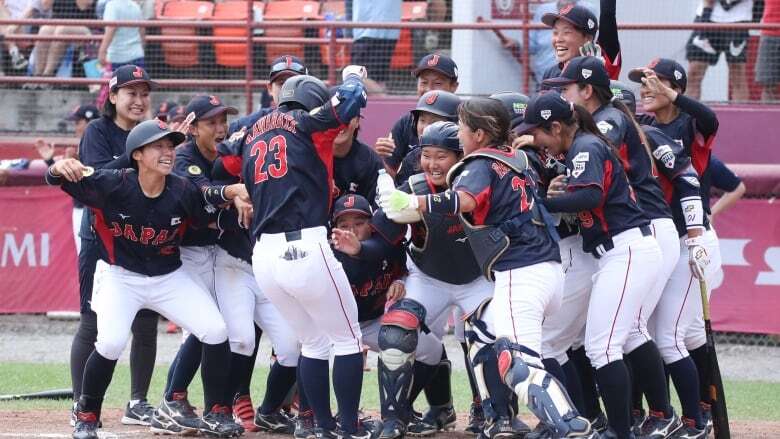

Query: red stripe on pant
673 275 695 359
605 246 632 364
319 244 360 352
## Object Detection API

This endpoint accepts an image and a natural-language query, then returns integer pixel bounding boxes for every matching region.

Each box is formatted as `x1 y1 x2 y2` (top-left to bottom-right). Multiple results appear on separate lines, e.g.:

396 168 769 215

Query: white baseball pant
585 228 662 369
72 206 84 253
91 260 228 361
651 229 722 363
541 235 596 365
404 258 494 365
252 226 362 360
624 218 680 353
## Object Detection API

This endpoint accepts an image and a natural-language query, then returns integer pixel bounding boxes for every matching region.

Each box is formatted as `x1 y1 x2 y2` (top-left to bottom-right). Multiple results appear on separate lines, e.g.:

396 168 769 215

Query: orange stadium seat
319 1 350 67
210 1 266 68
391 2 428 69
262 0 320 64
158 1 215 67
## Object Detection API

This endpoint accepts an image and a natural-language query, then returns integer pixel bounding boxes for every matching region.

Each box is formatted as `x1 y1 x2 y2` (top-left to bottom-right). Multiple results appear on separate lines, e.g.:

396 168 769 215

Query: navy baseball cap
109 64 157 92
332 194 372 221
269 55 309 83
412 53 458 80
155 101 179 120
542 4 598 36
66 104 100 121
515 91 574 135
167 104 186 123
185 95 238 122
610 80 637 115
543 56 610 89
628 58 688 93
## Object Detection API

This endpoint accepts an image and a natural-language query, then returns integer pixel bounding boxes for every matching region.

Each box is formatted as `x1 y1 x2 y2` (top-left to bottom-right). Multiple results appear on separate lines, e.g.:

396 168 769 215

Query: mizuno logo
456 237 468 243
118 213 130 220
729 40 747 57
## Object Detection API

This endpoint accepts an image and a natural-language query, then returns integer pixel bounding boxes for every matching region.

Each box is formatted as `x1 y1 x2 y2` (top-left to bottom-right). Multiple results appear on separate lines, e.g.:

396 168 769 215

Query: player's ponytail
611 96 656 168
570 104 625 164
458 97 511 149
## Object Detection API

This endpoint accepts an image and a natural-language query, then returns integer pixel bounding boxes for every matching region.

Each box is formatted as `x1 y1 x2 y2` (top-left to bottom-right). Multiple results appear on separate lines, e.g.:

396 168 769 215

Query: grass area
1 363 777 422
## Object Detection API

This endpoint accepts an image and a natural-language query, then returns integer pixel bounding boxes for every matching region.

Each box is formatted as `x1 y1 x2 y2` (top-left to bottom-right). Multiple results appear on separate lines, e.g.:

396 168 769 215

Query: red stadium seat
319 1 350 67
262 0 320 64
158 1 215 67
390 2 428 69
210 1 266 68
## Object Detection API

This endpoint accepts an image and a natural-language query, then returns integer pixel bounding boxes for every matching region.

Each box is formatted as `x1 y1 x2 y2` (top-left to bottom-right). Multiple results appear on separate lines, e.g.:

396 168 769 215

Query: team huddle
45 2 726 439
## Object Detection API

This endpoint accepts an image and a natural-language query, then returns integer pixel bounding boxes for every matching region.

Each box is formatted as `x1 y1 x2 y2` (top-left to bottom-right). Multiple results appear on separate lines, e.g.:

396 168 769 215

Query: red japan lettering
152 229 169 246
579 211 594 228
123 224 138 242
110 222 122 237
139 227 156 245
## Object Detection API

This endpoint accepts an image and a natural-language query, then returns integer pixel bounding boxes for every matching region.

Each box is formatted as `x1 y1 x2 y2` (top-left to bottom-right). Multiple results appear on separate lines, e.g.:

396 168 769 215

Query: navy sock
561 360 586 415
226 352 253 405
667 357 704 428
202 341 231 411
80 350 118 413
542 358 568 388
164 350 180 397
165 334 202 401
259 363 298 414
626 341 670 416
569 347 602 419
595 360 632 438
409 361 437 404
297 358 310 413
333 353 364 434
687 345 711 404
300 356 335 430
423 348 452 408
628 356 644 412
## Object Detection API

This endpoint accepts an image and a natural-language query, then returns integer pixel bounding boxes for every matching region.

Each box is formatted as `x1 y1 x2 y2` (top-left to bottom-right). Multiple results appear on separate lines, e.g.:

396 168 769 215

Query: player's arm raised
46 158 117 209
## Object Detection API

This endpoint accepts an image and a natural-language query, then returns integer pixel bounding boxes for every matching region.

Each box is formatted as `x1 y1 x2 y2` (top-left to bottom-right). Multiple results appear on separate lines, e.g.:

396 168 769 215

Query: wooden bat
699 277 730 438
0 388 73 401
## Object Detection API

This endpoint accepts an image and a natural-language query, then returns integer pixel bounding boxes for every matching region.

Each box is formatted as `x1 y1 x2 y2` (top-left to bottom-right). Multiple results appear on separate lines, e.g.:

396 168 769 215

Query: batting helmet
412 90 460 121
418 121 461 153
278 75 330 111
489 92 530 130
609 80 637 115
126 120 186 159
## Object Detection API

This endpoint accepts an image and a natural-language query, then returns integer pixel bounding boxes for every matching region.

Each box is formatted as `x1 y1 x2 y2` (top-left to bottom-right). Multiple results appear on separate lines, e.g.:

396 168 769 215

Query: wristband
680 196 704 230
426 190 460 215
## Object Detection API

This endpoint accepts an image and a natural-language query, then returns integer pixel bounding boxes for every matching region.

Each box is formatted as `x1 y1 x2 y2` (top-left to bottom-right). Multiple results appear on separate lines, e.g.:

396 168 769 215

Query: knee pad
464 298 495 346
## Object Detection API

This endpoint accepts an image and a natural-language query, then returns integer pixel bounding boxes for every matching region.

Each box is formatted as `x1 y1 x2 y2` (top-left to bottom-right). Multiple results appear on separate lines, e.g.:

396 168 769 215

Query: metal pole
244 0 254 113
327 22 337 85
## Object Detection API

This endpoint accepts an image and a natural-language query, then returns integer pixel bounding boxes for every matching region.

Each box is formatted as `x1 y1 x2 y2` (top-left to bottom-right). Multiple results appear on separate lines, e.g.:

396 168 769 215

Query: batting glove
579 41 603 59
342 65 368 82
685 237 710 280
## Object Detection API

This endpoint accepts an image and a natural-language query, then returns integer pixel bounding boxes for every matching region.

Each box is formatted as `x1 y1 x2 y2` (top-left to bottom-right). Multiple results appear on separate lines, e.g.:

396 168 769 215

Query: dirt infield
2 409 779 439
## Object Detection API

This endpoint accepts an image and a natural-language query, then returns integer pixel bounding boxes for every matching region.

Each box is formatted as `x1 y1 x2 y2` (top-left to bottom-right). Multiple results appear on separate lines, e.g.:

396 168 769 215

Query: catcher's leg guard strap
381 298 429 333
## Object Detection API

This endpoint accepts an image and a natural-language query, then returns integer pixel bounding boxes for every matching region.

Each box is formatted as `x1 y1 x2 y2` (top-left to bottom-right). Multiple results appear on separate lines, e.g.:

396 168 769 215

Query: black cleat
407 406 456 437
466 402 486 435
200 405 244 438
122 399 156 426
72 411 99 439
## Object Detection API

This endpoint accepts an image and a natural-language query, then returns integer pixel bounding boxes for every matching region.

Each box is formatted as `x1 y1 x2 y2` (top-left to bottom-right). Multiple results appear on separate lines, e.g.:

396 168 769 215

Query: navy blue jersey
334 139 384 208
46 168 209 276
708 155 742 194
334 227 406 322
651 94 718 215
523 146 580 240
228 107 273 138
560 132 648 253
642 125 707 237
242 95 363 236
452 153 561 270
395 147 423 186
386 113 418 170
77 116 135 242
593 105 671 220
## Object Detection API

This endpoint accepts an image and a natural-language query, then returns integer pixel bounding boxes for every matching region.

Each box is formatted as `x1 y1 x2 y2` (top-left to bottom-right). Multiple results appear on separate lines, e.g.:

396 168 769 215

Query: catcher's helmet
418 121 461 153
490 92 530 130
278 75 330 111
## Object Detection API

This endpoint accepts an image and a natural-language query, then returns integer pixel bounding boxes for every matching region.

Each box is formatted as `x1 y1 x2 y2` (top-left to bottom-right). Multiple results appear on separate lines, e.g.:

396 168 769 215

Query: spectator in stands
351 0 401 92
97 0 144 70
709 155 746 222
756 0 780 101
0 0 46 72
30 0 95 85
686 0 755 101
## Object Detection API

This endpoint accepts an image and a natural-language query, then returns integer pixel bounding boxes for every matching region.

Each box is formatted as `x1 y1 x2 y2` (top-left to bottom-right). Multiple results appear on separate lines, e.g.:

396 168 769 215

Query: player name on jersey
245 112 298 144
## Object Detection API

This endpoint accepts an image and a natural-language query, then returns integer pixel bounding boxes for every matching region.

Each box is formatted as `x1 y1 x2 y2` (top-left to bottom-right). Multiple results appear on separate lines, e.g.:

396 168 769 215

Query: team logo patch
652 145 675 169
648 58 660 69
188 165 202 175
84 110 94 119
611 87 624 99
344 195 355 208
596 120 613 134
540 109 552 120
209 95 220 106
673 70 683 81
171 217 181 226
559 4 574 15
132 66 144 78
157 120 168 130
571 151 589 178
426 92 438 105
427 55 440 67
582 68 592 79
587 18 595 29
512 102 526 116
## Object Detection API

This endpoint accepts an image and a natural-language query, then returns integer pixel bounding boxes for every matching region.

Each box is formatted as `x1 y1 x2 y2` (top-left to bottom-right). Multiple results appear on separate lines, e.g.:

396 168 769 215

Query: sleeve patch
571 151 590 178
596 120 614 134
652 144 676 169
188 165 202 175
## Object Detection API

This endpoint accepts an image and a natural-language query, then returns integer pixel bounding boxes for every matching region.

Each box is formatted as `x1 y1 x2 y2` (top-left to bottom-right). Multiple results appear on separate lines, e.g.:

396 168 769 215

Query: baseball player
380 100 597 439
155 101 179 122
69 65 159 428
546 57 684 437
331 104 385 207
540 0 621 81
48 120 241 439
513 91 663 438
239 71 369 439
629 59 721 439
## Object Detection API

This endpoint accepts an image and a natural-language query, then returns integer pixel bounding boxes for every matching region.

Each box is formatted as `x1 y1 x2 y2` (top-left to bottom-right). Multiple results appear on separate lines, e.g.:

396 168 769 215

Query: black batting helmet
278 75 329 111
412 90 460 121
418 121 461 153
489 92 530 130
609 80 637 115
126 119 185 159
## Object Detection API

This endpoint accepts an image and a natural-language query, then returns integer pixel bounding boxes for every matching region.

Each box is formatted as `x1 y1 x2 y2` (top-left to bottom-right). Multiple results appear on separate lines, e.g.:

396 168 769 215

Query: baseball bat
0 388 73 401
699 277 730 438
